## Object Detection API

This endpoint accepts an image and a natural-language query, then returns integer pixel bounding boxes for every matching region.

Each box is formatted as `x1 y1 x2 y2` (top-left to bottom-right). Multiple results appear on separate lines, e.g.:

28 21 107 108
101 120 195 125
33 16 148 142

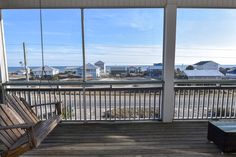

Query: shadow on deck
20 121 236 157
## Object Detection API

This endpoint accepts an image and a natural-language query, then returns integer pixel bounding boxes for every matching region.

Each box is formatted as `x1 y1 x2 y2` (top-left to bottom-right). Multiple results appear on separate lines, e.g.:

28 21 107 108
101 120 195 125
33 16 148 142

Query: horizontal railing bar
3 80 164 86
5 80 236 86
60 119 162 123
5 86 236 91
5 87 163 92
175 79 236 85
175 86 236 90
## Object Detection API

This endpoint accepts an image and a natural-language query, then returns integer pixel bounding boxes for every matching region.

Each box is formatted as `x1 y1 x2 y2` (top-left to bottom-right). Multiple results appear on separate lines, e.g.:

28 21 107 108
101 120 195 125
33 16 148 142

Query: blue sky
3 9 236 66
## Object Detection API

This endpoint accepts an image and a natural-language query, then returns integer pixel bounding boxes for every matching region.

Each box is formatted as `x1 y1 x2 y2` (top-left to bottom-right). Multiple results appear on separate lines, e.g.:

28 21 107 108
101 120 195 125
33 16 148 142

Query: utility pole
23 42 29 81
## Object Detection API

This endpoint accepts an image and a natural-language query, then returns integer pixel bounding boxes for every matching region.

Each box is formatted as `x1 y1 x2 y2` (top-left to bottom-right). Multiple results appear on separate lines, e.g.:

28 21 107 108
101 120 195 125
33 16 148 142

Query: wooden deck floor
17 122 236 157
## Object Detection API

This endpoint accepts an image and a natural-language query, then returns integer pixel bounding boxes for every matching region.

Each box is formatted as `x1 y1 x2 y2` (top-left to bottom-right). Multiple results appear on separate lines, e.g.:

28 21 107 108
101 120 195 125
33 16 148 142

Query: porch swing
0 1 63 156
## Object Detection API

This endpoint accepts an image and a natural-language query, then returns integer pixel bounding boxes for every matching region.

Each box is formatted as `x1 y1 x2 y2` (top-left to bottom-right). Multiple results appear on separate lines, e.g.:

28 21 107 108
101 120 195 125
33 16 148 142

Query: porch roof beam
1 0 236 9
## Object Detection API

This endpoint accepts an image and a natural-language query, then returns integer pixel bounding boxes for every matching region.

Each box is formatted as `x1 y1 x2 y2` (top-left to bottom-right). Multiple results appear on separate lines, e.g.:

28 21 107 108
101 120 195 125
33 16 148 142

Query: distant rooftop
227 68 236 74
79 63 99 70
183 70 223 77
153 63 163 66
95 61 104 64
32 66 59 72
194 61 218 66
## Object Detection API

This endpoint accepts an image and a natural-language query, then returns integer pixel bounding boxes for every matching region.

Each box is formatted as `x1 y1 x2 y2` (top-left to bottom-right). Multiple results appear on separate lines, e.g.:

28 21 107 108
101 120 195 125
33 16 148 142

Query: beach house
32 66 59 78
147 63 163 79
194 61 219 70
183 70 224 80
95 61 105 72
77 63 100 79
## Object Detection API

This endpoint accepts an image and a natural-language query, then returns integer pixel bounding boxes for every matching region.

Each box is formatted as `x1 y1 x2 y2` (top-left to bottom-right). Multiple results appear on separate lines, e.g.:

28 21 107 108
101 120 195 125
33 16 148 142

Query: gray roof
32 66 59 72
65 66 78 70
227 68 236 74
79 63 99 70
153 63 163 66
148 66 162 70
183 70 223 77
194 61 218 66
95 61 104 65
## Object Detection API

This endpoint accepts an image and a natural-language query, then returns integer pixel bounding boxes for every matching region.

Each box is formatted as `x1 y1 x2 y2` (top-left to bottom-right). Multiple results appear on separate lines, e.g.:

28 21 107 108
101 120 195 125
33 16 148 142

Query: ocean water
8 66 67 73
8 65 236 73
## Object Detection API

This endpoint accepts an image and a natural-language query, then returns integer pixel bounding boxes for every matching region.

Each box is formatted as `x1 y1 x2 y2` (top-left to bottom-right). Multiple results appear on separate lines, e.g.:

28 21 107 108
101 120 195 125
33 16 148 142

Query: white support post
0 10 8 83
0 10 8 103
162 1 177 122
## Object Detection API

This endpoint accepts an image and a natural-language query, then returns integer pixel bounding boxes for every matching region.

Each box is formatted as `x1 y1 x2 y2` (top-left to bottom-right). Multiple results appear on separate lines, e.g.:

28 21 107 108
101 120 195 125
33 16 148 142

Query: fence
4 82 163 121
174 86 236 120
5 80 236 121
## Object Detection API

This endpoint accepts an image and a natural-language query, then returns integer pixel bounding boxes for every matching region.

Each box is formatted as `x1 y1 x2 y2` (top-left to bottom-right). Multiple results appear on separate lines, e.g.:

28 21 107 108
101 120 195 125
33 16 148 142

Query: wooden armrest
0 123 34 130
54 102 62 115
31 102 62 115
30 102 61 108
20 97 62 115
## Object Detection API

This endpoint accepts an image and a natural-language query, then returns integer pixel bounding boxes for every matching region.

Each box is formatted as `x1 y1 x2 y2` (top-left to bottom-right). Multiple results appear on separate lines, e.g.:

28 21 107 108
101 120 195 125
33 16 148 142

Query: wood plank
0 95 62 157
19 97 39 122
20 122 236 157
33 116 61 147
10 133 29 150
11 94 39 123
5 94 38 124
0 131 13 148
0 105 25 135
3 143 31 157
0 105 23 142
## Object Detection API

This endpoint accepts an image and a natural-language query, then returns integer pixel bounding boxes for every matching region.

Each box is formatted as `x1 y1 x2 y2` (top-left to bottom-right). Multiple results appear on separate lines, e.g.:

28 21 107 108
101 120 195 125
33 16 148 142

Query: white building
148 63 163 71
64 66 78 75
225 68 236 79
183 70 224 80
108 66 128 77
194 61 219 70
32 66 59 78
95 61 105 72
77 63 100 79
16 68 30 76
127 66 137 73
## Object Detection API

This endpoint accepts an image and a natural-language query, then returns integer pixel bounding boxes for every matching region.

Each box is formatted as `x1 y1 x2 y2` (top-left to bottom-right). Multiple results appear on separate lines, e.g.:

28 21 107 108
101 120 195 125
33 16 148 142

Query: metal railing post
0 84 4 103
81 8 87 122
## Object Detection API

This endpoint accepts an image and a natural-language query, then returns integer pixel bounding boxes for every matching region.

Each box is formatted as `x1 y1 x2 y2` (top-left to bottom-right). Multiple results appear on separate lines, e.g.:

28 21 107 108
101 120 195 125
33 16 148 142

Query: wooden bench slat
5 96 33 124
0 131 13 148
10 133 29 150
0 117 15 146
0 94 62 157
19 97 39 122
3 143 31 157
0 105 25 136
34 115 61 147
0 106 23 142
6 94 38 124
11 94 39 123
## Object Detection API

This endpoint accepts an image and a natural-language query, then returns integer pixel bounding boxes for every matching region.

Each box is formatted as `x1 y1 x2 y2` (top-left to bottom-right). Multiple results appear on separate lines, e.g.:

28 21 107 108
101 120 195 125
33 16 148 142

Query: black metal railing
4 81 163 121
5 80 236 121
174 86 236 120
